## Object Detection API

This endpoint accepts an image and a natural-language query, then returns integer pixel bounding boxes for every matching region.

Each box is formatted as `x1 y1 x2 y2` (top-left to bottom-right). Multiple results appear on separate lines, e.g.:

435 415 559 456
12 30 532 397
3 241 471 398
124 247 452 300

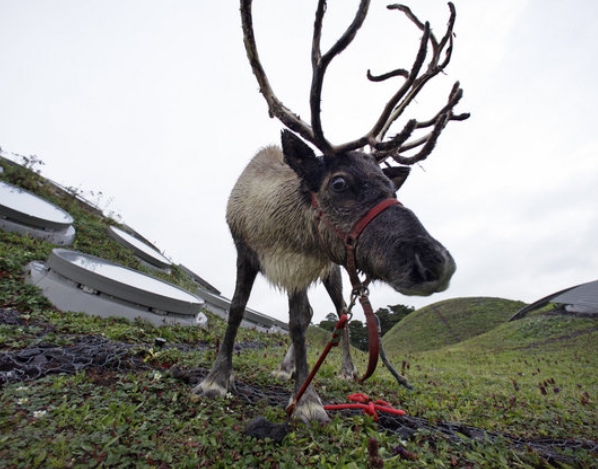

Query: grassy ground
391 313 598 438
1 158 597 467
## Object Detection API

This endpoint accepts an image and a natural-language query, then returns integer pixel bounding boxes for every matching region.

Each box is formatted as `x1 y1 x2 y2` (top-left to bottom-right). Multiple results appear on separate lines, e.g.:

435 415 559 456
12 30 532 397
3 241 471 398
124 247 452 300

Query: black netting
0 335 151 385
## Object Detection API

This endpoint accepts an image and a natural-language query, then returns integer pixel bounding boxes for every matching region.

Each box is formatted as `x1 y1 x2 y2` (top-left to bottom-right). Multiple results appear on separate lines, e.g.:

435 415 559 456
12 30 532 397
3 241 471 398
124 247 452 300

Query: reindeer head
280 128 455 296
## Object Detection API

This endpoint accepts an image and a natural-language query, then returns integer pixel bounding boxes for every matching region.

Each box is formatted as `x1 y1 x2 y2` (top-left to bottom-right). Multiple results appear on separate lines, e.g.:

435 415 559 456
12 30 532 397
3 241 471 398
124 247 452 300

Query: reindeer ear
382 166 410 192
281 130 323 191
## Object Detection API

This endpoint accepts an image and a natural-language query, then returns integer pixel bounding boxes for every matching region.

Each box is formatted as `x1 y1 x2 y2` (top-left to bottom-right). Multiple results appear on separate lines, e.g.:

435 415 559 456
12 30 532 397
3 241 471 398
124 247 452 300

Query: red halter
310 193 402 289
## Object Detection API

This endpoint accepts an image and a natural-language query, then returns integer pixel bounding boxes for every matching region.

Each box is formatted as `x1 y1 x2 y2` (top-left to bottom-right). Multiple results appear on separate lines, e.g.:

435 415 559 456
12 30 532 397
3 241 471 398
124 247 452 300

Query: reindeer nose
410 243 455 289
413 253 439 283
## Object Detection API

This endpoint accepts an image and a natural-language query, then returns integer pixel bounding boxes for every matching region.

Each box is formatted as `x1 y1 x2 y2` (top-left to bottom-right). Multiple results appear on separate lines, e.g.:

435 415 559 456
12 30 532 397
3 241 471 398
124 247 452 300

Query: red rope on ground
324 392 406 421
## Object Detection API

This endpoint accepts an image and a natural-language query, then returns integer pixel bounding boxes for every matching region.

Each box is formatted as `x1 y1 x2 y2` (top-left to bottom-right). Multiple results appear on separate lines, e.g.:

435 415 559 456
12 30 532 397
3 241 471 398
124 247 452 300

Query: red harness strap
344 198 401 288
311 194 402 383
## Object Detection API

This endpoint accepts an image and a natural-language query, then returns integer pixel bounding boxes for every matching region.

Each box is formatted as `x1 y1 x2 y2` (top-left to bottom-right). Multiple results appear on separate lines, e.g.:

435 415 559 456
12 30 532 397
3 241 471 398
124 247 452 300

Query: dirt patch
85 367 123 387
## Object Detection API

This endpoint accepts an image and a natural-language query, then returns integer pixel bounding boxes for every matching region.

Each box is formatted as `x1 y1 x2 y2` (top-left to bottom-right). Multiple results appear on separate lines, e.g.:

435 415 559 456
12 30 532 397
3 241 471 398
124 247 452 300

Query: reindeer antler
365 3 470 165
240 0 469 163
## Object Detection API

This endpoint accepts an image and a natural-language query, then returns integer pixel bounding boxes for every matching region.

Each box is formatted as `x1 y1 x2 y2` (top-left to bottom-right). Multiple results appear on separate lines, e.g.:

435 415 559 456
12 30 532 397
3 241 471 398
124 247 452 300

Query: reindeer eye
330 176 349 192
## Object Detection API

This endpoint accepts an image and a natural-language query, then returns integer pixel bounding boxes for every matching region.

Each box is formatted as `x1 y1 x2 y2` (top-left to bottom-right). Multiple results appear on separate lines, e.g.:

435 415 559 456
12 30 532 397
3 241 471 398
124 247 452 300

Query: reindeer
192 0 469 422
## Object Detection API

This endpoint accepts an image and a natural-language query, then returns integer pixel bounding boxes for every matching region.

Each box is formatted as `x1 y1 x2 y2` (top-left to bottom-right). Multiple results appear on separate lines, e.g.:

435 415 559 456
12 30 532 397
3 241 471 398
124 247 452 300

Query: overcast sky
2 0 597 324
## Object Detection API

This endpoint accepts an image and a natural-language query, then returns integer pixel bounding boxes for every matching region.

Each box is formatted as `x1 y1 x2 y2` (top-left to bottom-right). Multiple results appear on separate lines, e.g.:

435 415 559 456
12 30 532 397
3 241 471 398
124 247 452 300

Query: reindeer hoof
191 377 231 399
270 368 294 381
293 401 329 423
290 394 329 423
336 366 358 381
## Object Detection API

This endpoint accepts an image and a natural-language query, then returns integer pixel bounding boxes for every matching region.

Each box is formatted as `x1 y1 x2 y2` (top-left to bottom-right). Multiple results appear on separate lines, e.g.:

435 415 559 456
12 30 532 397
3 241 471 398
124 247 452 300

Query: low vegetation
1 157 597 467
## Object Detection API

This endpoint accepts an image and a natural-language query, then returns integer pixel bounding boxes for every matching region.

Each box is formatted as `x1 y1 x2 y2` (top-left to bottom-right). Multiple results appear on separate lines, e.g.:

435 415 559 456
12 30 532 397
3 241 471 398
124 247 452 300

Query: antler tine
388 3 455 77
240 0 316 145
413 82 469 130
374 81 470 164
311 0 371 155
368 20 432 144
372 2 459 141
433 2 457 71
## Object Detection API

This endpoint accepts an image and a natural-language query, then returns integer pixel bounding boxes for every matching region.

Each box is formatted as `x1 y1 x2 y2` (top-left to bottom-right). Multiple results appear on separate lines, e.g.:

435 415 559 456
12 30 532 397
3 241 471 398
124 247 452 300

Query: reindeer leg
288 290 329 423
192 248 258 398
271 343 295 381
323 266 357 380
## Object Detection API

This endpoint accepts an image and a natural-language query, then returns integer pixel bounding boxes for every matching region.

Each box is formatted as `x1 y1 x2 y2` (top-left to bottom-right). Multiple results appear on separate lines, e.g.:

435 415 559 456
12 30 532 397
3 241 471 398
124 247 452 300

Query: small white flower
17 398 28 405
16 386 28 392
225 392 233 400
33 410 47 418
152 371 162 381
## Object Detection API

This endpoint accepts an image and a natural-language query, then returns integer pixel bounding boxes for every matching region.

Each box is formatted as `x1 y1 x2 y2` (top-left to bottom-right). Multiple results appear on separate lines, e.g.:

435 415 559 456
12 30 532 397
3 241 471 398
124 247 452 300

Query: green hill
447 309 598 354
383 297 526 353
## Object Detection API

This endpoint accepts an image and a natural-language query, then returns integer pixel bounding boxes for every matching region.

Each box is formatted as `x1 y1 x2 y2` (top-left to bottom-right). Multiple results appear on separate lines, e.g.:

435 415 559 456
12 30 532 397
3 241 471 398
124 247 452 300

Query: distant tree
388 303 415 317
318 313 338 332
317 304 413 349
348 320 368 351
376 304 414 336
